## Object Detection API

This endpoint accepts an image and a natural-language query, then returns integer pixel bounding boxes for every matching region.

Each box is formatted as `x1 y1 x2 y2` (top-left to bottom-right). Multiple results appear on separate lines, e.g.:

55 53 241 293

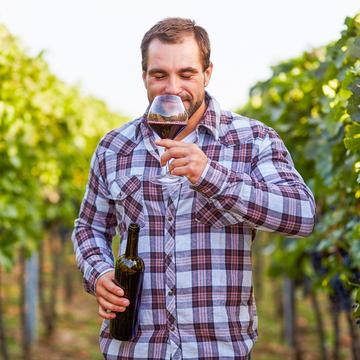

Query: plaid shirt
72 92 316 360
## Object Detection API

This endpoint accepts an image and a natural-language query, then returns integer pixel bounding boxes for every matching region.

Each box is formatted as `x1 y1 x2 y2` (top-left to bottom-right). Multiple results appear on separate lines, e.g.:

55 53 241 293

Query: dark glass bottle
109 223 145 341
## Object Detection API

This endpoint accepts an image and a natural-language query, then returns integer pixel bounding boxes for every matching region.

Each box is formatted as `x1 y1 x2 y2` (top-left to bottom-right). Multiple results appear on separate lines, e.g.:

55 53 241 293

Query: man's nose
164 76 181 95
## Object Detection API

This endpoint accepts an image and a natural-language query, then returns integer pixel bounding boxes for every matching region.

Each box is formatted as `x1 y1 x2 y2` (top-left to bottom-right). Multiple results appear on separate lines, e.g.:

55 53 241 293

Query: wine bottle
109 223 145 341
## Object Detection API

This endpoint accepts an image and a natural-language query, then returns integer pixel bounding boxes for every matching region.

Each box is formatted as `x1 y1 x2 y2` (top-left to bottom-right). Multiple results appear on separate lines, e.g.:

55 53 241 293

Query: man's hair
141 17 211 72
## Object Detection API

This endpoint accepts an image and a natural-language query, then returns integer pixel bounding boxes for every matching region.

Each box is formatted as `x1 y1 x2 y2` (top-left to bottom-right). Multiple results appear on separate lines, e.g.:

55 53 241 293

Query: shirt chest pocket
179 183 242 229
109 175 145 229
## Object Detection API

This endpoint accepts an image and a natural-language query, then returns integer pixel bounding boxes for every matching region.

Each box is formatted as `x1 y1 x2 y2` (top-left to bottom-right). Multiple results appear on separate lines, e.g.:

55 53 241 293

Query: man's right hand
95 270 130 320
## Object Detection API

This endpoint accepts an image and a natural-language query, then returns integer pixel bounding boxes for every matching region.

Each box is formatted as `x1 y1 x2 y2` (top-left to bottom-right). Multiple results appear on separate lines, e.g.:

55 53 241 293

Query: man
72 17 316 360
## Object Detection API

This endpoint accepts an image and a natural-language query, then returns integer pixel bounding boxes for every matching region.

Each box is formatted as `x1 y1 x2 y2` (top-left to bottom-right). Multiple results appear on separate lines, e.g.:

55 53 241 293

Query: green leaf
344 137 360 151
353 289 360 320
345 123 360 137
348 37 360 60
348 78 360 96
348 94 360 122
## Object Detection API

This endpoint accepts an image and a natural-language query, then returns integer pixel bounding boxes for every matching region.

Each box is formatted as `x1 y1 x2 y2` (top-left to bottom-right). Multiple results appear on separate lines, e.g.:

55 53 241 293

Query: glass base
150 173 187 185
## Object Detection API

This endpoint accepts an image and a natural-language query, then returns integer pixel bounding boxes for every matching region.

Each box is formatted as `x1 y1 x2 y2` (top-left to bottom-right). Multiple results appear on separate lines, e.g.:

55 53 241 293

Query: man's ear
142 71 147 89
204 62 213 87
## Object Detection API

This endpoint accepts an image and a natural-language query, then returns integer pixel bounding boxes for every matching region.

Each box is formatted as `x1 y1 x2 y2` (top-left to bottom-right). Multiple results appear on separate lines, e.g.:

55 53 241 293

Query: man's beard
182 93 204 119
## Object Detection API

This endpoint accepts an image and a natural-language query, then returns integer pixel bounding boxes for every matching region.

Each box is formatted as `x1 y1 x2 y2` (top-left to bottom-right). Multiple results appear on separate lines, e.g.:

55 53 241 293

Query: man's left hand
155 139 208 184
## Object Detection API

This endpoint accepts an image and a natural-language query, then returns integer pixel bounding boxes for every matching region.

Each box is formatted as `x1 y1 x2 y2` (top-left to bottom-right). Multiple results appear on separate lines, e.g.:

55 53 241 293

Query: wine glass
147 95 188 185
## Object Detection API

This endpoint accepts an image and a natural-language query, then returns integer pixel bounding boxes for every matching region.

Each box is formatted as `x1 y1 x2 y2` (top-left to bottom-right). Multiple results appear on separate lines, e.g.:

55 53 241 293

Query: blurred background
0 1 360 359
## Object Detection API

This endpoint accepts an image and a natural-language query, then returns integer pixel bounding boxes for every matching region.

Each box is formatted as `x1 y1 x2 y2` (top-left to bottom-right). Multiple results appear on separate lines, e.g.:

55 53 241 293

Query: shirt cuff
190 159 230 198
83 262 114 296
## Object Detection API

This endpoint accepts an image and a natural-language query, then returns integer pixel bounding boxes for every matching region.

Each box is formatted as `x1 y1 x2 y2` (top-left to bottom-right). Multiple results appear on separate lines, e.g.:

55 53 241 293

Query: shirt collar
138 103 153 140
197 91 221 141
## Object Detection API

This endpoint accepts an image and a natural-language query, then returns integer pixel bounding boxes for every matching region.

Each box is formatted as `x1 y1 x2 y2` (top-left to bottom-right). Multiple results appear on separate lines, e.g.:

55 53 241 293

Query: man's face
142 36 212 120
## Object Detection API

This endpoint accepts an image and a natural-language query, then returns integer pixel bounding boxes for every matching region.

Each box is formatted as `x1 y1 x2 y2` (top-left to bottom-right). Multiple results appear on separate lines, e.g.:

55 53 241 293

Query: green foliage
0 25 128 269
240 13 360 313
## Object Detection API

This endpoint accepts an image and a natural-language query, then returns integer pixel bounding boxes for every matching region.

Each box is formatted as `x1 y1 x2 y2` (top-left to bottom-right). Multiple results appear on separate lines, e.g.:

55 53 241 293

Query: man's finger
98 297 128 313
160 148 190 165
168 158 189 173
170 165 191 177
98 305 116 320
102 277 124 297
155 139 190 148
98 290 130 307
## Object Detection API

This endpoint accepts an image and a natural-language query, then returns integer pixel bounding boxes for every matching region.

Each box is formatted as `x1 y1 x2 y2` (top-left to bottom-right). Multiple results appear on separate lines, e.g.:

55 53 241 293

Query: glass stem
165 160 171 176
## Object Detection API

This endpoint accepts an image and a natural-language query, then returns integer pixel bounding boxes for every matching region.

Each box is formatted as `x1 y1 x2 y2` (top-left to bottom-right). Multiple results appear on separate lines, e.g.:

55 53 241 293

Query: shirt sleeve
71 147 117 295
190 128 316 237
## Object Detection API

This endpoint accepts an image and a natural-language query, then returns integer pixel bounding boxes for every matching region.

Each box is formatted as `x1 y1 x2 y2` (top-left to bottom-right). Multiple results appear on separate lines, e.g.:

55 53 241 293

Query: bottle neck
125 225 140 259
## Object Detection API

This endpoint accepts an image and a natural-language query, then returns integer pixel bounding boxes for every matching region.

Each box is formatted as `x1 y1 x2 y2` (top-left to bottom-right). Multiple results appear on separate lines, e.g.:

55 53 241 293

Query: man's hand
155 139 208 184
95 270 130 320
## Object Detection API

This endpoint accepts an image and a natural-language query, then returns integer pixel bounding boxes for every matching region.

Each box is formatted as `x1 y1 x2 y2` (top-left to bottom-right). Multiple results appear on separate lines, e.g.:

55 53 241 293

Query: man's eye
154 74 165 79
181 74 192 79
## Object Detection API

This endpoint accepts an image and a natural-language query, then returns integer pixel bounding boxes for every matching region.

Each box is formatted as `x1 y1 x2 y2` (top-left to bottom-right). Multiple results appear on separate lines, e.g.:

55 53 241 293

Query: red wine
148 122 186 140
109 223 144 341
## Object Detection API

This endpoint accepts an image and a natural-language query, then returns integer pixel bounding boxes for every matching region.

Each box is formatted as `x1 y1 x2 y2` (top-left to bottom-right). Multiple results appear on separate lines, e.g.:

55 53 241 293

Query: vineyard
0 11 360 360
0 24 127 359
240 12 360 359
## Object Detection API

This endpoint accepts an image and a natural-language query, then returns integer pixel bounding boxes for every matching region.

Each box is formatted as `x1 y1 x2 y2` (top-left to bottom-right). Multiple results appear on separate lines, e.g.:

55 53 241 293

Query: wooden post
309 290 328 360
346 311 360 360
0 267 9 360
20 248 39 359
331 301 340 360
283 276 302 359
60 226 74 303
25 252 39 344
273 279 284 341
283 276 295 347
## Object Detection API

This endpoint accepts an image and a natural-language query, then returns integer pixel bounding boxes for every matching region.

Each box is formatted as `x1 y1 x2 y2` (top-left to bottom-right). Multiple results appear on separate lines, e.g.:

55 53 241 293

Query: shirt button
168 289 174 296
167 216 173 222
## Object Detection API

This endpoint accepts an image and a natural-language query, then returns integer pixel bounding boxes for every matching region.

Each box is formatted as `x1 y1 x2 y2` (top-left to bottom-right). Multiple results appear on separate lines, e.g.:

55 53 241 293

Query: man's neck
175 100 206 141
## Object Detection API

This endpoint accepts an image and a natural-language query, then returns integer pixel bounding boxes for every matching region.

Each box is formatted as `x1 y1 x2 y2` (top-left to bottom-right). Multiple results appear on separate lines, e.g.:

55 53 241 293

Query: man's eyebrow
148 67 199 75
179 67 199 73
148 68 167 75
